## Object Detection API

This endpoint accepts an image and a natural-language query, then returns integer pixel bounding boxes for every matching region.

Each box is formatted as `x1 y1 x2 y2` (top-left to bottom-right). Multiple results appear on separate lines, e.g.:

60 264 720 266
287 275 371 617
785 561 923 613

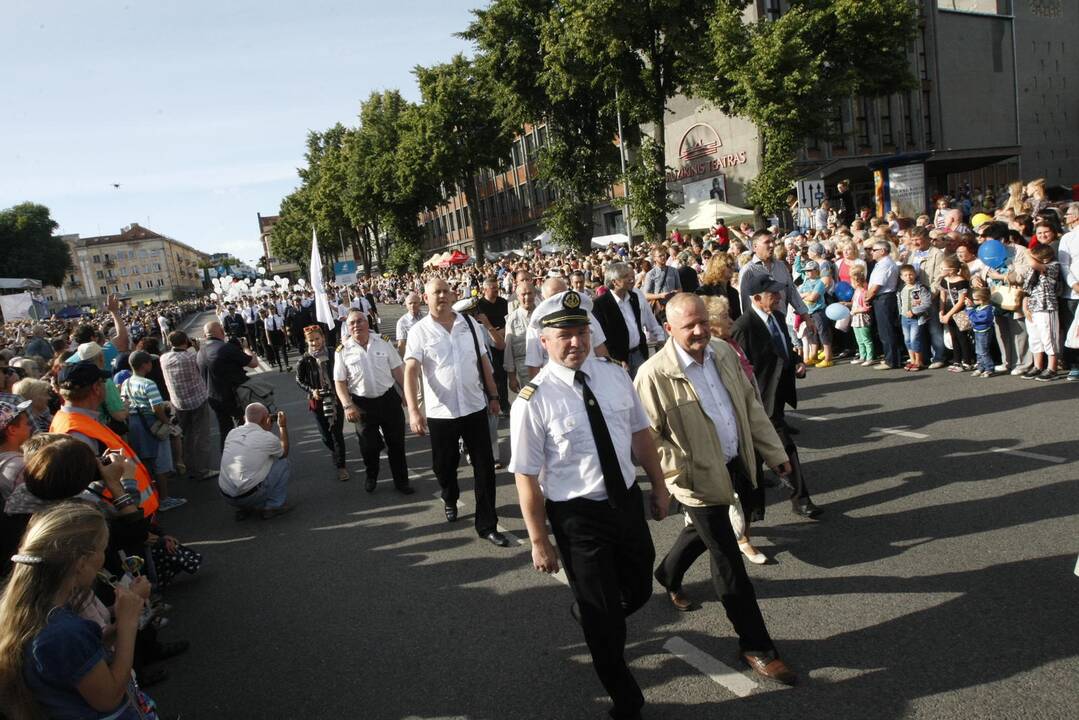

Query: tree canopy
0 203 72 287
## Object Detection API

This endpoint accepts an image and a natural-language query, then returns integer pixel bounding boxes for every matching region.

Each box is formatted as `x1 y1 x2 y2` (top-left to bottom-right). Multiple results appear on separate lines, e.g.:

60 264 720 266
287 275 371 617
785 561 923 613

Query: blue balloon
977 239 1008 269
825 303 851 322
833 281 854 302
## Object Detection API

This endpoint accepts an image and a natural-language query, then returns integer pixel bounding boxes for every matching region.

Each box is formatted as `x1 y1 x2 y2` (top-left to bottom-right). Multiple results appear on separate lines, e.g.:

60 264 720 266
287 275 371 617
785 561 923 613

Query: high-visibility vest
49 409 160 517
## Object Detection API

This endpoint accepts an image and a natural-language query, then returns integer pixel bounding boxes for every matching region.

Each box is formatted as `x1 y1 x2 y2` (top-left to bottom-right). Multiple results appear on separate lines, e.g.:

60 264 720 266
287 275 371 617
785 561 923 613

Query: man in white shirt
525 277 609 377
503 282 536 392
394 292 424 358
403 278 510 547
218 403 293 520
334 309 412 494
1058 202 1079 381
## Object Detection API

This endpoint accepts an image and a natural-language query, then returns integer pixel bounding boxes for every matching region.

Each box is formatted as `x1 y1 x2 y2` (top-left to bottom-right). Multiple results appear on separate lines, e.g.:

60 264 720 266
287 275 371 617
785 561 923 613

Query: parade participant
476 276 510 409
197 321 258 449
160 331 217 481
49 362 160 516
524 277 609 377
403 278 509 547
297 325 349 482
394 292 424 357
591 261 665 377
221 305 247 347
242 299 261 356
263 306 290 373
635 293 797 685
218 403 293 520
503 281 536 393
285 297 310 356
731 275 822 519
333 311 413 492
509 289 669 720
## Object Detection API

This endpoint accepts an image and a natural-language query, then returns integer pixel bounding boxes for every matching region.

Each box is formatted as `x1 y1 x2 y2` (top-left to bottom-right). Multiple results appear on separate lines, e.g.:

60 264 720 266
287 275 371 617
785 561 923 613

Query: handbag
952 308 972 332
990 284 1025 312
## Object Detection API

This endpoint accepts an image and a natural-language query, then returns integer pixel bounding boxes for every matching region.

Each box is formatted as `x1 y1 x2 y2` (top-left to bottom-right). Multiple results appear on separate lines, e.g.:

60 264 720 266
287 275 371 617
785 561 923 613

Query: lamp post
615 87 632 246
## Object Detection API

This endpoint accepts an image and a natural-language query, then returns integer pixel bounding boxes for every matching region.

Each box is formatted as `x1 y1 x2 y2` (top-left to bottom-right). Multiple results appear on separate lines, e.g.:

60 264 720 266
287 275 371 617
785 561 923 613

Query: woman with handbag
938 256 977 371
121 351 185 512
295 325 348 482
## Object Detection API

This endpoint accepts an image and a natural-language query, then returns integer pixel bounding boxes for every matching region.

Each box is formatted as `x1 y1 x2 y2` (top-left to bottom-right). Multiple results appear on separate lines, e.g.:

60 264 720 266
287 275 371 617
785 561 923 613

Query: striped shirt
123 375 164 413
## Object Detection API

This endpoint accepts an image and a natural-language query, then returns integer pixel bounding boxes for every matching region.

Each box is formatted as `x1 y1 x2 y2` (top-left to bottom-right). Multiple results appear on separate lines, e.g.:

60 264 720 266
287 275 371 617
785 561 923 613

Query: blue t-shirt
801 278 827 313
23 607 139 720
66 343 120 371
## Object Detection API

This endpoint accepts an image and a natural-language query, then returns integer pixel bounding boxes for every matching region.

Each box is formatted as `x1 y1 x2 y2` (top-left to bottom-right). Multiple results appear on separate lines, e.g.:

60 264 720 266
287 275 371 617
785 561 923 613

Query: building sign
334 260 358 286
886 163 926 218
683 176 728 204
667 123 748 182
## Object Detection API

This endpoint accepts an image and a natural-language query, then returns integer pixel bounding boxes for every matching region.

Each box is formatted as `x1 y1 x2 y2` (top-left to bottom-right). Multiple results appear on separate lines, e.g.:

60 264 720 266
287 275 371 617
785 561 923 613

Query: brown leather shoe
261 503 295 520
667 589 693 612
741 653 797 685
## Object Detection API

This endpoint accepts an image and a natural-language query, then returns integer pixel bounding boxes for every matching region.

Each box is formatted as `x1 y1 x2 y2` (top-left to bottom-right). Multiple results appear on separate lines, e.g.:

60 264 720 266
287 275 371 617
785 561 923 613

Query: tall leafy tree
465 0 623 251
0 203 71 287
705 0 918 215
413 55 516 262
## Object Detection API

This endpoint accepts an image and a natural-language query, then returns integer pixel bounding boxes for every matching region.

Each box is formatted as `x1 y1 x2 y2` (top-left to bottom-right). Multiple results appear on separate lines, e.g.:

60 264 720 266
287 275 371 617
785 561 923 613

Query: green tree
413 55 516 262
465 0 623 252
705 0 918 215
540 0 726 240
0 203 71 287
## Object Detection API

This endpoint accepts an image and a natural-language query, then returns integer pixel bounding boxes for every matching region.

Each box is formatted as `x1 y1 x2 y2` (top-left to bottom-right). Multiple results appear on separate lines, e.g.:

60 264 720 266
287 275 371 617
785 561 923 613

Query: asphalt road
152 306 1079 720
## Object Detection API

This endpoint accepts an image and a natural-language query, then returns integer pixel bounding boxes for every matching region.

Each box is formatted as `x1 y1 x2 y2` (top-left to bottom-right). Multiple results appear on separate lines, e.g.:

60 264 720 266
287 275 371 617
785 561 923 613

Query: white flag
309 228 336 331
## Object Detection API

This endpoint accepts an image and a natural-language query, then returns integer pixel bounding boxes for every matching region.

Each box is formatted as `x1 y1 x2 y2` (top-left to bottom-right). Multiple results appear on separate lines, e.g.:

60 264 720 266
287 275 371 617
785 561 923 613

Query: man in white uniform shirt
218 403 293 520
394 292 424 358
509 290 668 720
503 281 536 392
524 276 609 377
403 278 510 548
334 309 412 494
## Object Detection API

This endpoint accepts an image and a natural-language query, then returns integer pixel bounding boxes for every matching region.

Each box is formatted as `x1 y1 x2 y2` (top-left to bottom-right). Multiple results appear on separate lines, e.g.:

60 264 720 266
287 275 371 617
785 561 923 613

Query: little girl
849 266 875 365
938 256 976 371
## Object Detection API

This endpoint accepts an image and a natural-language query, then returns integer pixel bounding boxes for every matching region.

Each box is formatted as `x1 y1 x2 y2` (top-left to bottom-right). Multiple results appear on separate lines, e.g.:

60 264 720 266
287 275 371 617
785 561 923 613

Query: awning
439 250 471 267
0 278 44 291
591 233 630 247
666 200 754 231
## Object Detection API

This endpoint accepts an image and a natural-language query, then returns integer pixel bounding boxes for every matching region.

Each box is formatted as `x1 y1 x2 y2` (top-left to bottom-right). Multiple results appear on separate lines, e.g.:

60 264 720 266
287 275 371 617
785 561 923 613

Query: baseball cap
741 273 786 296
970 213 993 230
77 342 103 362
58 361 111 390
531 291 591 330
803 261 820 272
0 399 31 431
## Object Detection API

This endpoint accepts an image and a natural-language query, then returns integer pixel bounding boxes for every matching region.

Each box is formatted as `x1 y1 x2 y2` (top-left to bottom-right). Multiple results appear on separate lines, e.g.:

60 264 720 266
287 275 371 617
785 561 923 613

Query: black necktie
767 314 789 361
574 370 627 507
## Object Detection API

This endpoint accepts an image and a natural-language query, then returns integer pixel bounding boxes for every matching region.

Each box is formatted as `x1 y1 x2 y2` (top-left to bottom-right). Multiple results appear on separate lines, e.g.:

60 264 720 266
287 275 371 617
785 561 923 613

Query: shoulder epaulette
518 382 538 401
335 344 344 353
597 356 613 363
381 333 390 342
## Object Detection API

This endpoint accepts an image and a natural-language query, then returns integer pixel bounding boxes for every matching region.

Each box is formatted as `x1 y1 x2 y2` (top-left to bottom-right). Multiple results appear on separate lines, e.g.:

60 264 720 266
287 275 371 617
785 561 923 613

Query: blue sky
1 0 478 263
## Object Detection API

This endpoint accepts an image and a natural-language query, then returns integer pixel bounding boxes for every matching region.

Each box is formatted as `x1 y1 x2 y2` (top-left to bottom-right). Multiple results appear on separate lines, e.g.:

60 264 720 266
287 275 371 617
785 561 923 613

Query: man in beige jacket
634 293 798 686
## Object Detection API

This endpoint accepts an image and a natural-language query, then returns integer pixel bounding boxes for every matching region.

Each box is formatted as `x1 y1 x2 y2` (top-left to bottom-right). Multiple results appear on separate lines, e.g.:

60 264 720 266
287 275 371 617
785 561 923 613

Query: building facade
48 223 209 306
257 213 301 277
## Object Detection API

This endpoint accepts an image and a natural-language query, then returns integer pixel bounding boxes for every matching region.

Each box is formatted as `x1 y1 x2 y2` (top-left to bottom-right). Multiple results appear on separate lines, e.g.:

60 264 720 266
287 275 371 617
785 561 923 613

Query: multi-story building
418 0 1078 252
48 223 209 306
257 213 300 277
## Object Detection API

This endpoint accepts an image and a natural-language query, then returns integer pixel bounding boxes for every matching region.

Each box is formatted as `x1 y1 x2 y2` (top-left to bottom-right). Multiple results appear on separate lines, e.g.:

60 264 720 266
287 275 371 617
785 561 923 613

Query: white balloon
209 292 218 300
297 278 307 287
273 275 281 281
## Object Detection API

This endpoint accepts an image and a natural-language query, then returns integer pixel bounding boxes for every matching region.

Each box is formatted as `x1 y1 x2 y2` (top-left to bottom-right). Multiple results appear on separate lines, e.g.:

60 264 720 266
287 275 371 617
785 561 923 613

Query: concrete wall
933 10 1018 152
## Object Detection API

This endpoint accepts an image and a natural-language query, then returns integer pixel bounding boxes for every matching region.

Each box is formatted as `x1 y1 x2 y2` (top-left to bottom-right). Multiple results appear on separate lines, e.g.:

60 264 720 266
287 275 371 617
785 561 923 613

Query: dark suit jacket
730 307 797 419
592 290 647 364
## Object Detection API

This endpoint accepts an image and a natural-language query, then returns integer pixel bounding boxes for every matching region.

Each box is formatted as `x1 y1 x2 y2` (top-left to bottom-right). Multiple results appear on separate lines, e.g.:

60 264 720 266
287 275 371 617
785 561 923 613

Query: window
100 286 108 296
880 98 894 147
123 283 130 291
157 278 164 287
764 0 782 21
855 96 871 148
936 1 1012 16
903 91 915 145
136 281 143 289
145 264 152 273
132 266 139 275
154 263 162 272
96 270 104 279
92 255 101 263
120 267 128 276
139 249 149 258
511 143 522 167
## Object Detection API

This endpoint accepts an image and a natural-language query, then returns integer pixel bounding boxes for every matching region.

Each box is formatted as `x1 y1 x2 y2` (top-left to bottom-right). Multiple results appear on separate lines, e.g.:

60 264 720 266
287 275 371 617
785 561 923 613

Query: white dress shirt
614 288 666 349
672 342 740 462
525 311 607 369
395 311 423 345
351 296 372 314
404 313 488 419
1059 228 1079 300
265 314 285 332
334 334 402 398
509 356 649 502
219 422 283 495
869 255 899 293
503 306 532 373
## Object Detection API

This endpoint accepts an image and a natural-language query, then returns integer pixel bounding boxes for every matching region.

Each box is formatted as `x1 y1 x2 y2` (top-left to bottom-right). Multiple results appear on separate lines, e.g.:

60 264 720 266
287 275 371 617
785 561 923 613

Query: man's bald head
665 292 705 322
244 402 270 425
541 277 567 299
205 321 224 340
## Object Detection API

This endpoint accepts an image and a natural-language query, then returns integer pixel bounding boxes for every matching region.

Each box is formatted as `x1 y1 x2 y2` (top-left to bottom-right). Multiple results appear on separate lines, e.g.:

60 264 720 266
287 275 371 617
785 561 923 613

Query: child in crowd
897 263 932 371
799 261 833 368
965 287 997 377
938 255 976 372
849 266 875 365
1022 243 1061 381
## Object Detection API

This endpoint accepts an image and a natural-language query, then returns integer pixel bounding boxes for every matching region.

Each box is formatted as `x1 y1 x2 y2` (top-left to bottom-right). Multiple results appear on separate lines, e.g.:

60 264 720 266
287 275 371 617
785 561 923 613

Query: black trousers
872 292 903 367
546 484 654 719
245 324 261 355
351 388 408 487
490 347 509 409
761 424 811 505
266 330 288 370
1063 298 1079 368
427 409 497 536
209 397 240 451
312 404 346 468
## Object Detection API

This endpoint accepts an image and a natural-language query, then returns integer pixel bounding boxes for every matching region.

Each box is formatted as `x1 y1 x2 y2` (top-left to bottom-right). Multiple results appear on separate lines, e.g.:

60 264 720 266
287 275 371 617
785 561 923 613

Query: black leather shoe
395 484 416 495
792 501 823 519
444 504 458 522
570 601 582 626
482 530 511 547
364 477 377 493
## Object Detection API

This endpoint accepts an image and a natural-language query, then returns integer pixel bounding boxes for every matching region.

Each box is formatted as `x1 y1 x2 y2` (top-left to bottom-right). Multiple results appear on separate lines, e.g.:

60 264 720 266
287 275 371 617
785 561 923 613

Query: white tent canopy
590 233 630 248
666 199 754 231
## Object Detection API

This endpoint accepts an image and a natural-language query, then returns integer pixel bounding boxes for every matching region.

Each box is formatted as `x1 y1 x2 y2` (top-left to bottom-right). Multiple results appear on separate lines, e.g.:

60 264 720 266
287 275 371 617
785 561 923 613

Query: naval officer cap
531 290 592 330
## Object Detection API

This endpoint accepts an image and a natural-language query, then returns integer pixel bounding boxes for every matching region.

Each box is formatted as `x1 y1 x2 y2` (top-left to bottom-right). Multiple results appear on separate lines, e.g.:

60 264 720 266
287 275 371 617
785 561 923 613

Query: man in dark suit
284 297 310 357
731 274 822 519
591 262 666 377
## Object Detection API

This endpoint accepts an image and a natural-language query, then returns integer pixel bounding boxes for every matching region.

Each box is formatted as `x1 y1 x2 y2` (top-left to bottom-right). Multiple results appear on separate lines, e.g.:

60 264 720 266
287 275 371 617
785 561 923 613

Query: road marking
1074 554 1079 578
787 412 831 422
870 426 929 439
663 636 758 697
989 447 1067 464
496 524 525 545
186 536 255 546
